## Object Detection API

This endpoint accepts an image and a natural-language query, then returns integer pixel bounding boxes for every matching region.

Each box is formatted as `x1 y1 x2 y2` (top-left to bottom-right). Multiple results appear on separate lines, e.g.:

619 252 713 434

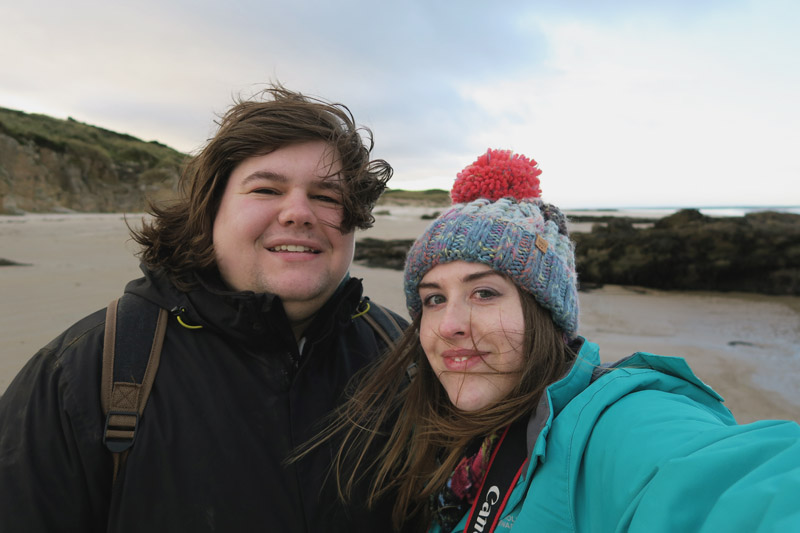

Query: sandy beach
2 208 799 423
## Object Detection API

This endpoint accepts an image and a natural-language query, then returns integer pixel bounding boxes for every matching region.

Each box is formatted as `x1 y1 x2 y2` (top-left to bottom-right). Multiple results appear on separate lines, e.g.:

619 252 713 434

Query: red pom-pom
451 149 542 203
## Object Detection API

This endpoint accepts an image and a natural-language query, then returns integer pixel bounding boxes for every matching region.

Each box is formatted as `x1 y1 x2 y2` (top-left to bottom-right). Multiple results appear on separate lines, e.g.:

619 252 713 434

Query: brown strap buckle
103 410 139 453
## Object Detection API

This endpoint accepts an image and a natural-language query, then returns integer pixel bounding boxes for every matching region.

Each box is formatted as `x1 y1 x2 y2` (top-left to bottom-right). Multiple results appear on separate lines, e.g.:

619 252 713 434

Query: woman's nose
438 301 470 339
277 190 316 227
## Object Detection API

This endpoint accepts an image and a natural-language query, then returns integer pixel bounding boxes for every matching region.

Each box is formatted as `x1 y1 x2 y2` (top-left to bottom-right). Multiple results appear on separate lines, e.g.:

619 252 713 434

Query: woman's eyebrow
418 270 500 290
462 270 501 283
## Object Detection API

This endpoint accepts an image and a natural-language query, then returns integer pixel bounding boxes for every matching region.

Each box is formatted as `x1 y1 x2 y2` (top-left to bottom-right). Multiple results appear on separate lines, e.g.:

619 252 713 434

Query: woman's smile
441 348 488 371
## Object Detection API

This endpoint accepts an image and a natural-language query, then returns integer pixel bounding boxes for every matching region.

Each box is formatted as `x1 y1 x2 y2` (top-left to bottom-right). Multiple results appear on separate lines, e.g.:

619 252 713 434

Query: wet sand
2 210 799 423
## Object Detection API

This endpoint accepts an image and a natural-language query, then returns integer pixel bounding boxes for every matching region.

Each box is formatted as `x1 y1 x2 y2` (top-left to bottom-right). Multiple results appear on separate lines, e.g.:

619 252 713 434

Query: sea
565 205 800 219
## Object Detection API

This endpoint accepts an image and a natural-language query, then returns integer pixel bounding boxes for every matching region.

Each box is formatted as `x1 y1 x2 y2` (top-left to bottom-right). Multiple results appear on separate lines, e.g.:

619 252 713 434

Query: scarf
429 432 499 531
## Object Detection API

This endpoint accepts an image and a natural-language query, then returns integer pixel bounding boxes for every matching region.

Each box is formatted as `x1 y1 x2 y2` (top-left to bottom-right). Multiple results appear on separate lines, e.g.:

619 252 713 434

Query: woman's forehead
420 261 501 284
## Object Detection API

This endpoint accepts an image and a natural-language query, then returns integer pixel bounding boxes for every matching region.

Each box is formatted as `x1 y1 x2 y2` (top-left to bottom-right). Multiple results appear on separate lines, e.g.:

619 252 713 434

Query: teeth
272 244 315 252
453 356 469 362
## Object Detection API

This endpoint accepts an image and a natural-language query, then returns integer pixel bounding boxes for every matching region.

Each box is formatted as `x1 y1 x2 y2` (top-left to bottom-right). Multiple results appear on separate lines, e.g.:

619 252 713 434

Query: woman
313 149 800 532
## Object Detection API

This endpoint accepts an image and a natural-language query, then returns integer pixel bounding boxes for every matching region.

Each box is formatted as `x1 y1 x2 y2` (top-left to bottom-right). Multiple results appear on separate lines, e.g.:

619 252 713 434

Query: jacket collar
125 266 364 349
527 338 600 460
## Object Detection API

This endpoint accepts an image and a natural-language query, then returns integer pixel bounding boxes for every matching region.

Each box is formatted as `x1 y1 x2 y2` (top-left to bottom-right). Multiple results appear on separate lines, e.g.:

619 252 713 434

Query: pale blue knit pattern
403 197 579 337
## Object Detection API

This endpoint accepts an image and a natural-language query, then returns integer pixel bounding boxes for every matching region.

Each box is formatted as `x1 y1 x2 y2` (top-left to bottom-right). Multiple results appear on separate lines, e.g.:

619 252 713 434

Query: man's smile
268 244 320 253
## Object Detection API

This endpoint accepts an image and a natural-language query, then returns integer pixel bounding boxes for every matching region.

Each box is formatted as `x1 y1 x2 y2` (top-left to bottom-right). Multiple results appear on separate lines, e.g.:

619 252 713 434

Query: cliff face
0 107 184 214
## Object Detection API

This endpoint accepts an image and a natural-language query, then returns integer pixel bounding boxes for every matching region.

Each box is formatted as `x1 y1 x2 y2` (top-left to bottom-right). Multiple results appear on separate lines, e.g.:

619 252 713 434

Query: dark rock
0 258 32 266
356 209 800 296
595 217 637 234
654 208 710 229
577 282 604 292
728 341 757 347
354 238 415 270
573 209 800 295
569 214 658 225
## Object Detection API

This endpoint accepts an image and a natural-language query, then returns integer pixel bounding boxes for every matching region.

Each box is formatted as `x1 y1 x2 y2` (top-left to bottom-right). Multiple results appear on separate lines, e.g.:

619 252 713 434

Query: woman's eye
474 288 499 300
422 294 445 307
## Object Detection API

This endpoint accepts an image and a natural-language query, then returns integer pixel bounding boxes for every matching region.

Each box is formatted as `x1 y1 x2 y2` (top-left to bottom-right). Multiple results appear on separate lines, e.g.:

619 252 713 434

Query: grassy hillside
378 188 450 206
0 107 185 168
0 107 450 211
0 107 186 214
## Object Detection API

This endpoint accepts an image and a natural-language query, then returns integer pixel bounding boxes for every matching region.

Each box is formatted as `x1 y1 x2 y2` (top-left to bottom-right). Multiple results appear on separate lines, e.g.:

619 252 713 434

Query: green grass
0 107 185 169
378 188 450 206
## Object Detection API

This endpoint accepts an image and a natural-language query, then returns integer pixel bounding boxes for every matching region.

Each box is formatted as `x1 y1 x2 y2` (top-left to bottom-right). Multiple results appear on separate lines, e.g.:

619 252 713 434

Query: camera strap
462 417 529 532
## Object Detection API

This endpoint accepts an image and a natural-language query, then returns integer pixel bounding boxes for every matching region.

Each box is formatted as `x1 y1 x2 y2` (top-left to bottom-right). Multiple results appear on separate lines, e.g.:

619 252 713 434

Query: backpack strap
100 294 168 483
356 299 418 382
356 299 405 350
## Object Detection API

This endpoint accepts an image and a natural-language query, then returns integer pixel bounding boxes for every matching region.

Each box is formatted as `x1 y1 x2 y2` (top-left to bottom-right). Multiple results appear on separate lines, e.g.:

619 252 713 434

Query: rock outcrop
354 238 415 270
0 107 184 214
354 209 800 295
572 209 800 295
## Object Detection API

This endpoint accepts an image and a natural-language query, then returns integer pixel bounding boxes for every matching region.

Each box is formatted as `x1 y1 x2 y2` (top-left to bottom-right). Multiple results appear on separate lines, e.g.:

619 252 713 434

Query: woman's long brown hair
296 287 576 530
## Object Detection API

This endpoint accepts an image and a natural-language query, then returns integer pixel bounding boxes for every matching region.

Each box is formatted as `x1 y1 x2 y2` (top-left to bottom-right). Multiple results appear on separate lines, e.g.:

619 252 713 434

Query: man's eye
253 188 279 195
313 195 341 204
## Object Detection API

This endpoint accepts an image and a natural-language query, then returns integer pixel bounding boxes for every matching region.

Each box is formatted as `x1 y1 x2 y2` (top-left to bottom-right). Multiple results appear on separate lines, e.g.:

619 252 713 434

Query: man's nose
277 190 316 227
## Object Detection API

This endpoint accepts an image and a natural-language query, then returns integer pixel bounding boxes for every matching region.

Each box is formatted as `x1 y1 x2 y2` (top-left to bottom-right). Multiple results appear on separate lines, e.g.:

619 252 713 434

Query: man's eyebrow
240 171 284 187
316 179 344 192
239 171 343 191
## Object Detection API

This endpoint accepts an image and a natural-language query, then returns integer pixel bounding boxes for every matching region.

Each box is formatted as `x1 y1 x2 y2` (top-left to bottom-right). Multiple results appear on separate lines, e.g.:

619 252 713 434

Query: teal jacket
432 338 800 532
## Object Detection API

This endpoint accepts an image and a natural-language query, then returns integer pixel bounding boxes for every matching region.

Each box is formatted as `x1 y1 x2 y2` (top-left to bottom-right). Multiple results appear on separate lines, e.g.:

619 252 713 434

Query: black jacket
0 267 408 532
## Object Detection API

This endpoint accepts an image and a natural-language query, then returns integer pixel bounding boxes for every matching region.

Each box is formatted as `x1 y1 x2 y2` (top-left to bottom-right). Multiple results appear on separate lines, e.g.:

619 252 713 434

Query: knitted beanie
403 149 579 337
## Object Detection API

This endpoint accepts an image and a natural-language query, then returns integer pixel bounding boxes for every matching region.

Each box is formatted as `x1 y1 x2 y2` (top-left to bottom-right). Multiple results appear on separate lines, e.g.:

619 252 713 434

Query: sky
1 0 798 209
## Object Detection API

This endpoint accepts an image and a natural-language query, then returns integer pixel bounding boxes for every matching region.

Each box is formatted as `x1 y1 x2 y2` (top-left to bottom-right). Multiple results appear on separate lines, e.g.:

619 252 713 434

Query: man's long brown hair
300 287 576 530
131 84 392 290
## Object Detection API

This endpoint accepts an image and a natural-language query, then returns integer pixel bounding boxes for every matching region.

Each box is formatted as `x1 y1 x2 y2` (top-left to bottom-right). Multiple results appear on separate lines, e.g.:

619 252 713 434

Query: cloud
453 0 800 207
1 0 797 207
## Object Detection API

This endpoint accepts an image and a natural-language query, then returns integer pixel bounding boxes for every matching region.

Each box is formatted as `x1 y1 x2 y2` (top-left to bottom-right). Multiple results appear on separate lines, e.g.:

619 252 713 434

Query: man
0 85 407 532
